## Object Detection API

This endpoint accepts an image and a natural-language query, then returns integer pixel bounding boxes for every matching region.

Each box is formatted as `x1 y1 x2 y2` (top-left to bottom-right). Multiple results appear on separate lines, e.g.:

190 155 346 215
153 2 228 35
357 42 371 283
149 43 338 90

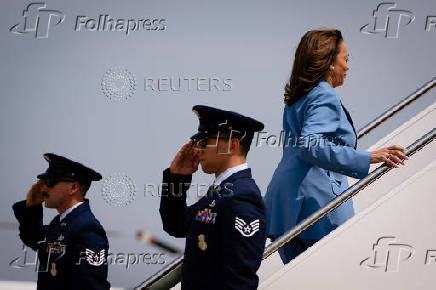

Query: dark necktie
207 184 219 198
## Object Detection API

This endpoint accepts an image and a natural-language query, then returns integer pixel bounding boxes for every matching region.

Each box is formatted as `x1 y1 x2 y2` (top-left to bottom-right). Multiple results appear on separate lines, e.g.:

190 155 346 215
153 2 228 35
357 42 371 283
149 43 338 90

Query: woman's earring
330 66 335 70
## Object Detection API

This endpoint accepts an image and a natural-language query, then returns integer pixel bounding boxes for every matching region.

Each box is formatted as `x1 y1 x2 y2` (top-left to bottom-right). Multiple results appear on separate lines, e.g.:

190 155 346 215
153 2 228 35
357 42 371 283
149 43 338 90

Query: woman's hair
284 29 343 106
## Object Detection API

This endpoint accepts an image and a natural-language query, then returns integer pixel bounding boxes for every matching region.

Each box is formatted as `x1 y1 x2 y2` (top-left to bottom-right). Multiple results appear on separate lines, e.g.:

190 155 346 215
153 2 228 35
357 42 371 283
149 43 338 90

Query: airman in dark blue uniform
12 153 110 290
160 105 267 289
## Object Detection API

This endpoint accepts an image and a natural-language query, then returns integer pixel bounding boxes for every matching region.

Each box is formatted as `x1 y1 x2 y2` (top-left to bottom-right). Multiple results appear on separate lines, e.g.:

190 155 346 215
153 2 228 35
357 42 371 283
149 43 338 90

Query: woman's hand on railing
370 145 409 168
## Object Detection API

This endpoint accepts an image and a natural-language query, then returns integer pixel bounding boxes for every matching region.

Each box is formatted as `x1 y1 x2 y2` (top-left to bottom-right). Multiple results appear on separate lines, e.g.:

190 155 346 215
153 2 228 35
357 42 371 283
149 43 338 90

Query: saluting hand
370 145 409 168
26 179 45 208
170 140 200 175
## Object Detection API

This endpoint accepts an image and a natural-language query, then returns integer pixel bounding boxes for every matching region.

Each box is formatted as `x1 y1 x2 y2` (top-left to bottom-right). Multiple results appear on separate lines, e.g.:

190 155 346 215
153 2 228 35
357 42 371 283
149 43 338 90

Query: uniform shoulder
222 178 264 212
225 176 261 196
70 209 107 237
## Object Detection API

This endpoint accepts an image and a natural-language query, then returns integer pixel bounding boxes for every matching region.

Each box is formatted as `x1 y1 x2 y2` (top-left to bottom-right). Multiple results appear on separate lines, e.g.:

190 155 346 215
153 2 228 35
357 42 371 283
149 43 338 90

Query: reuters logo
101 174 136 206
101 68 136 100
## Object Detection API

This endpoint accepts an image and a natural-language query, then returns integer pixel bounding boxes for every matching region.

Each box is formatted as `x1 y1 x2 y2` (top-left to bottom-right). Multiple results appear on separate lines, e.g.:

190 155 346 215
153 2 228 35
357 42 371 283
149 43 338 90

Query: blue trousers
273 237 318 264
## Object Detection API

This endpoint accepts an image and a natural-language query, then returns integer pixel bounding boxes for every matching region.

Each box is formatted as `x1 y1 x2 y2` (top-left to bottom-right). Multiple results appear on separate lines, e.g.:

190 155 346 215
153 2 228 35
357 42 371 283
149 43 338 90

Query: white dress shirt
213 163 249 186
59 201 83 221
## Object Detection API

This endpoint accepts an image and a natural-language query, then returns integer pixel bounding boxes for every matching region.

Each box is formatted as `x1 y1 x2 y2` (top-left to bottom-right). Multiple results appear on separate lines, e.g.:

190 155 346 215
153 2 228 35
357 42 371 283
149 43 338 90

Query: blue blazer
263 80 371 240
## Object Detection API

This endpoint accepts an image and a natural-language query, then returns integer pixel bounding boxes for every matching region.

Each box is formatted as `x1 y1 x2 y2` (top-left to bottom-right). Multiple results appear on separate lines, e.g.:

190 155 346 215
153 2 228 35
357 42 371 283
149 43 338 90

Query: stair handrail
357 77 435 139
263 127 435 259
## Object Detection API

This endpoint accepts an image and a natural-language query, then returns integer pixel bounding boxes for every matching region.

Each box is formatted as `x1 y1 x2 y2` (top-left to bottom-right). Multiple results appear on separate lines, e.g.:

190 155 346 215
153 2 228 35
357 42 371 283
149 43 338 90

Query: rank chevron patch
235 217 260 237
85 249 106 266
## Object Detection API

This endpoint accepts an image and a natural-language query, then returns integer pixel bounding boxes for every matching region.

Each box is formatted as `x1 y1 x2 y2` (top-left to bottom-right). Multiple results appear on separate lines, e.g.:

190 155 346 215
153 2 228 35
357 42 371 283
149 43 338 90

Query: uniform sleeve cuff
12 200 43 223
162 168 192 184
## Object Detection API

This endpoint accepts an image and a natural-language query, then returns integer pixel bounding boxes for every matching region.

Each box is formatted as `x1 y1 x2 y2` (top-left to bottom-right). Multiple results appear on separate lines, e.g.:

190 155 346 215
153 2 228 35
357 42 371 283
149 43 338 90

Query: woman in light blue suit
264 29 408 264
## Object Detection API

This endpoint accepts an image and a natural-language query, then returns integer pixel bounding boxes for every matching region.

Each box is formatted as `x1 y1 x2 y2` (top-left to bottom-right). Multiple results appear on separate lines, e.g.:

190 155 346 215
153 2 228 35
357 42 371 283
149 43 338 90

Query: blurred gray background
1 0 435 288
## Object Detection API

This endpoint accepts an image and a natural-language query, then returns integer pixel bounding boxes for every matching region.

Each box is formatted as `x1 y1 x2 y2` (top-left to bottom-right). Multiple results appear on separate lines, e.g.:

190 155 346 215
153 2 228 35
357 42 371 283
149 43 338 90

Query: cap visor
36 173 65 179
190 132 208 140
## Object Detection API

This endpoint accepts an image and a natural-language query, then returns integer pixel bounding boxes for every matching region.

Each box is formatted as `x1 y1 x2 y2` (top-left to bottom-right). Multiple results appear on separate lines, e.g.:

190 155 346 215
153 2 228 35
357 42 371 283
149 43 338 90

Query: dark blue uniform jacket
160 168 266 290
13 199 110 290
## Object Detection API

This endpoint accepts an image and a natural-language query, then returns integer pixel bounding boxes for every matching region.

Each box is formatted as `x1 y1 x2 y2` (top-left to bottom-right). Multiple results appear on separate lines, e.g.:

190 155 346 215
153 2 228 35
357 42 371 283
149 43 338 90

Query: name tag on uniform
195 208 217 224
